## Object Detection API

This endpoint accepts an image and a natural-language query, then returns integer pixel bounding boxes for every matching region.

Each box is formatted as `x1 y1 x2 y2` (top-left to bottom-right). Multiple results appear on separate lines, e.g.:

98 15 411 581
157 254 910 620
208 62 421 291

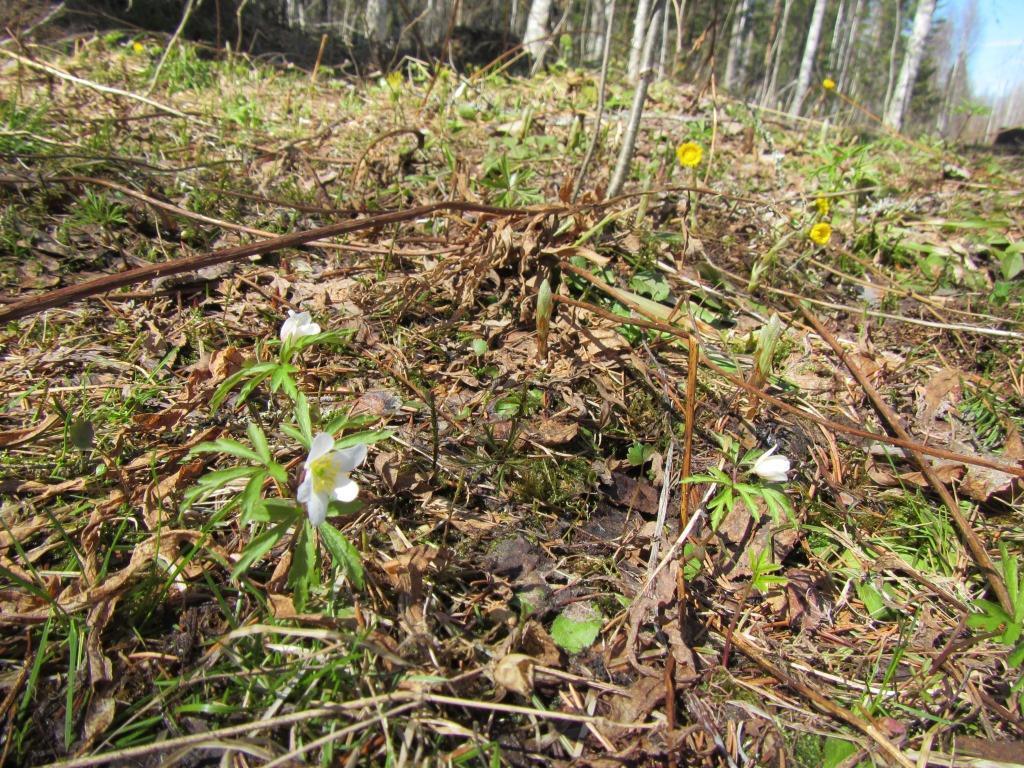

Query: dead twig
795 302 1014 616
715 619 915 768
552 292 1024 478
0 201 544 324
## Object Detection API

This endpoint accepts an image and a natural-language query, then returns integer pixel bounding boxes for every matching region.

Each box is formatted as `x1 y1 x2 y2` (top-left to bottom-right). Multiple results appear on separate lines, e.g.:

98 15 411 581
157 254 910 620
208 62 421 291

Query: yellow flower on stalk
132 41 145 54
815 197 830 216
822 77 836 91
809 222 832 246
676 141 703 168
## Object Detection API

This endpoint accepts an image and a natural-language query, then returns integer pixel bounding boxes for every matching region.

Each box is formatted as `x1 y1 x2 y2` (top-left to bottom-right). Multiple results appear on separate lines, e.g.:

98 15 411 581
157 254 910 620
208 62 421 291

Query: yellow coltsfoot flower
676 141 703 168
809 222 832 246
822 77 837 91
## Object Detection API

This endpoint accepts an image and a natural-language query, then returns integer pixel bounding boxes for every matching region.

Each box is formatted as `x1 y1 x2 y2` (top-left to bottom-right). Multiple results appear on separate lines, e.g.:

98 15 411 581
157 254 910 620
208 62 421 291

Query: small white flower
751 445 790 483
297 432 368 526
280 310 321 343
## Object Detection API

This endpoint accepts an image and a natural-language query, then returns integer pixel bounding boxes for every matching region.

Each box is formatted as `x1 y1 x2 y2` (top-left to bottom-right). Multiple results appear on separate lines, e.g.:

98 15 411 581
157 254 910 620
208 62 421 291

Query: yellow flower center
822 77 836 91
310 453 336 494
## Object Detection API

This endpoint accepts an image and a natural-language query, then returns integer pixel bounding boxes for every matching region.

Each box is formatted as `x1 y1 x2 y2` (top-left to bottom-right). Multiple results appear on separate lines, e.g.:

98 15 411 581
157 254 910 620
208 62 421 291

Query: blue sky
939 0 1024 97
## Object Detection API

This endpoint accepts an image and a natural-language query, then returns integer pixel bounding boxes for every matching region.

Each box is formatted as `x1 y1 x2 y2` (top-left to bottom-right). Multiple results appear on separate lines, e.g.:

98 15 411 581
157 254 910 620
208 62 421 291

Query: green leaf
269 363 298 394
234 368 274 407
629 271 670 301
210 362 277 411
280 423 309 450
822 737 858 768
182 465 259 508
857 582 888 620
1009 641 1024 668
264 499 303 522
288 521 315 612
294 391 312 445
231 520 290 580
247 422 271 463
968 599 1010 634
1001 249 1024 281
626 443 653 466
240 471 268 523
320 522 364 590
265 460 288 485
550 605 604 654
322 412 379 436
335 429 394 449
188 438 263 465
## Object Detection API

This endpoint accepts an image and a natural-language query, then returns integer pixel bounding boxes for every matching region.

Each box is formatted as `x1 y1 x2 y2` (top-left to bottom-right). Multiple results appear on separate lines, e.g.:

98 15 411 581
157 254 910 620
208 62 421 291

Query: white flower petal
280 310 321 342
752 447 790 483
297 473 313 504
306 432 334 465
333 443 368 474
306 490 329 526
332 476 359 503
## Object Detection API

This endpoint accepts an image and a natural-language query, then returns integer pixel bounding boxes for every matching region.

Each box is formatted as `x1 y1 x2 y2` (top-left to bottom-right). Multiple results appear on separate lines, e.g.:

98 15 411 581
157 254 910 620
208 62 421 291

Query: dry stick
0 201 537 324
0 50 191 120
145 0 198 95
551 292 1024 478
606 0 665 198
681 335 699 528
713 618 916 768
795 303 1014 616
572 0 616 201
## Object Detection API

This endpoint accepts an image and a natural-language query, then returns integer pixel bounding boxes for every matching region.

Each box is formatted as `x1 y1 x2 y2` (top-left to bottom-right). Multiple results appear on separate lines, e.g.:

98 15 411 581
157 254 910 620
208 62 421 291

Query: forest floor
1 26 1024 768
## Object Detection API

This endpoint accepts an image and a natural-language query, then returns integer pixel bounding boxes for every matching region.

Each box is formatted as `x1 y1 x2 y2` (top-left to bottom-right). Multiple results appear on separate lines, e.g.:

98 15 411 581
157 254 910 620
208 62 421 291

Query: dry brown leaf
0 413 59 448
493 653 536 698
77 696 116 754
132 407 189 432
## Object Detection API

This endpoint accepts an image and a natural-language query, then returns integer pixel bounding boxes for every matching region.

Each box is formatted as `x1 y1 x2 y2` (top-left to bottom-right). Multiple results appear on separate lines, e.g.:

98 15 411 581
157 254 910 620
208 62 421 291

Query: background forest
73 0 1020 141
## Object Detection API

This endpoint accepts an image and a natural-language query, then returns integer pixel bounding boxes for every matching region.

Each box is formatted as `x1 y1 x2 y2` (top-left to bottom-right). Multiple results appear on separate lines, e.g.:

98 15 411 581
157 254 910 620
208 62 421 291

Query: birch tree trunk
882 0 936 129
365 0 388 45
882 0 902 121
628 0 653 83
836 0 862 91
788 0 828 116
523 0 554 71
608 0 665 197
828 0 846 71
761 0 792 109
723 0 749 91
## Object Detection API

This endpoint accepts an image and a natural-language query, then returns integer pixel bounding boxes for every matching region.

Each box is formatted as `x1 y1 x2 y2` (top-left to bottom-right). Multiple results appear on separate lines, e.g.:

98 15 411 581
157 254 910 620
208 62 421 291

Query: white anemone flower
297 433 368 526
751 445 790 483
280 310 321 344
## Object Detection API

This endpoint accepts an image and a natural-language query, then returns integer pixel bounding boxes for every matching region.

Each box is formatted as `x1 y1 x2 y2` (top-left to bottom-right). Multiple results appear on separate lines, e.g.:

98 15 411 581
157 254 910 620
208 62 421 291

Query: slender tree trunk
365 0 389 46
608 0 665 198
762 0 792 109
657 0 671 79
883 0 936 129
738 2 756 88
671 0 688 75
828 0 845 70
523 0 554 71
882 0 902 120
789 0 828 116
836 0 862 90
723 0 749 91
628 0 653 83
